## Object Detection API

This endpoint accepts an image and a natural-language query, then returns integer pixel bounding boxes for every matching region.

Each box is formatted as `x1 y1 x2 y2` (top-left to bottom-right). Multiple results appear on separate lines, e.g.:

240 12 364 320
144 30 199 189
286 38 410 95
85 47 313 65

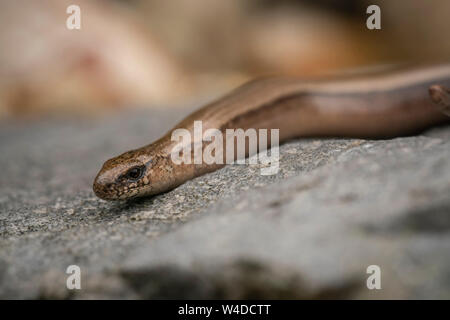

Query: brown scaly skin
93 64 450 201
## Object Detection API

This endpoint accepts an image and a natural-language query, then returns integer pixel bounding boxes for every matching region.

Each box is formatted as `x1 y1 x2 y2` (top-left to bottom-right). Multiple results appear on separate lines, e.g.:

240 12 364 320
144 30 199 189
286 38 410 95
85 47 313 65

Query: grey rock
0 109 449 299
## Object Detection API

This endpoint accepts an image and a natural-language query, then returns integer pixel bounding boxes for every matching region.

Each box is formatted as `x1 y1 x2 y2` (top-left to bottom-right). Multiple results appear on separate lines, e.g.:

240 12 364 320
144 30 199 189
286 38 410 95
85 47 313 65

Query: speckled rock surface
1 109 449 299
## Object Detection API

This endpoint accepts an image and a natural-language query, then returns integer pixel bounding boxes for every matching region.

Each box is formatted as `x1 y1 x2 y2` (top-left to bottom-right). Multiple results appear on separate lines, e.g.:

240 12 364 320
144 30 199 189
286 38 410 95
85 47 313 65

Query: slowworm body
94 64 450 200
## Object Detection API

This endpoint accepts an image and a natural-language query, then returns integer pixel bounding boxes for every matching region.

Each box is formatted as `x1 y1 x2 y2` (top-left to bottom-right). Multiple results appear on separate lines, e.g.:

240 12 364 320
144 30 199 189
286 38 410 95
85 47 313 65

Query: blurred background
1 0 449 119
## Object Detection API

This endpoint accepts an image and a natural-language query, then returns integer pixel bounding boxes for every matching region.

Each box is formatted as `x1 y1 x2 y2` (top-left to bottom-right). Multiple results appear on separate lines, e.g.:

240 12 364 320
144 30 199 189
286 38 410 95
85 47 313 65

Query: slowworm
93 64 450 200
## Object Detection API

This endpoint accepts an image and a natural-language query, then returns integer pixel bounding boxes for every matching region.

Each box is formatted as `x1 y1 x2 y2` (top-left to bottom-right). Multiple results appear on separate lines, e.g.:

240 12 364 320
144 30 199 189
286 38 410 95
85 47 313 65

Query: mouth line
111 183 148 200
94 174 153 200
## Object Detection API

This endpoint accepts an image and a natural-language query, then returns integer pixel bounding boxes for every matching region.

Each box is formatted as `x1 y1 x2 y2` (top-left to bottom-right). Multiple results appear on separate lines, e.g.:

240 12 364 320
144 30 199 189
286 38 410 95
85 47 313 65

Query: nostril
94 172 109 186
93 180 112 199
93 176 107 190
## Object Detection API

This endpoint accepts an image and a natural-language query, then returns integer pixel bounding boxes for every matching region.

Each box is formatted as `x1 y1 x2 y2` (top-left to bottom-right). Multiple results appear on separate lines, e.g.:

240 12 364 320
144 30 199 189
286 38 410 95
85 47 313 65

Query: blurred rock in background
0 0 189 118
0 0 449 118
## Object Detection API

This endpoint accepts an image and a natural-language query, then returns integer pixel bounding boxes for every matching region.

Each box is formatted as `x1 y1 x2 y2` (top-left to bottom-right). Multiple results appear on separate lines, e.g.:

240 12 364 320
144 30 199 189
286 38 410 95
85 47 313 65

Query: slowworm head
93 148 157 200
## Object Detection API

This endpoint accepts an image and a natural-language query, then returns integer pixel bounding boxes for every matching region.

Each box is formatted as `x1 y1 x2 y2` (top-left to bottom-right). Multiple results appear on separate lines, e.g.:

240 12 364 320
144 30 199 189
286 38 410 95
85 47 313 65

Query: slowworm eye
124 166 145 181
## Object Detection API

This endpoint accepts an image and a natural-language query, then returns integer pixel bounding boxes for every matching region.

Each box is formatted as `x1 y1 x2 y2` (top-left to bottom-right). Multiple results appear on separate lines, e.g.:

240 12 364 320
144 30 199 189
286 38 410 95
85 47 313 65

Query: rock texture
1 108 449 299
